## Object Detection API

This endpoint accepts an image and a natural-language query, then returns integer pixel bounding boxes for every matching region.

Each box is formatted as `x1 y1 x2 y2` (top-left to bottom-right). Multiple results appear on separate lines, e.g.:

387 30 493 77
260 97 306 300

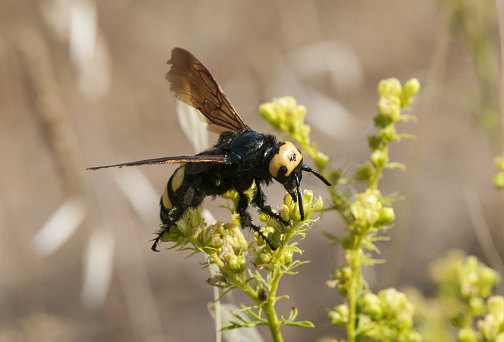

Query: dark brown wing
87 155 230 170
166 47 249 134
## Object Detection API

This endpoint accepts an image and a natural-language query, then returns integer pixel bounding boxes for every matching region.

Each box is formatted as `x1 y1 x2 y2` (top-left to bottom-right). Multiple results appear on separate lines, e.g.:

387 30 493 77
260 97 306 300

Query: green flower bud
451 312 466 328
401 78 421 107
378 96 401 123
371 149 389 168
457 328 478 342
495 156 504 172
487 296 504 324
494 173 504 189
378 78 402 98
303 190 314 206
396 303 414 330
228 255 247 274
379 125 397 143
479 266 499 295
331 190 347 209
340 234 354 249
377 207 395 224
328 304 349 325
469 297 484 315
368 134 381 150
197 227 214 246
254 248 272 265
314 151 330 169
311 196 324 213
379 288 407 317
398 331 422 342
356 162 373 181
278 204 290 222
333 265 352 282
360 292 383 320
281 249 293 265
478 314 499 340
259 102 276 121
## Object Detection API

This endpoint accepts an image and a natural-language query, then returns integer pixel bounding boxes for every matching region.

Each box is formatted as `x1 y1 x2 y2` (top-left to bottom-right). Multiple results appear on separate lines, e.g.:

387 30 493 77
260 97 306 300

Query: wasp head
269 142 331 221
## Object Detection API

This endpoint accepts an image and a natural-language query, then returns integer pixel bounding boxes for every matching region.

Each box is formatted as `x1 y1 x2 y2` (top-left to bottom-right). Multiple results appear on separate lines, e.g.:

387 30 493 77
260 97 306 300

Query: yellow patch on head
269 142 302 179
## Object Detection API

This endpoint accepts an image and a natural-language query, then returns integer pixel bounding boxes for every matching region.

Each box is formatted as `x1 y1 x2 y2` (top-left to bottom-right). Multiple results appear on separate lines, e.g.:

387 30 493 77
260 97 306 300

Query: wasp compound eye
269 142 302 184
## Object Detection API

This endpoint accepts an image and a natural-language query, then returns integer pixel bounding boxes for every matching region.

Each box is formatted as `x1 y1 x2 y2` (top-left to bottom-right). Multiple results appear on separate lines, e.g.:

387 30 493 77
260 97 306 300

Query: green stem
347 244 363 342
264 274 283 342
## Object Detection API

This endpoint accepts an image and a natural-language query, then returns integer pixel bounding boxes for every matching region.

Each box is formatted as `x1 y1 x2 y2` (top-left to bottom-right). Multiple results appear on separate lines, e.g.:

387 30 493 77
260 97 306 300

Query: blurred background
0 0 503 341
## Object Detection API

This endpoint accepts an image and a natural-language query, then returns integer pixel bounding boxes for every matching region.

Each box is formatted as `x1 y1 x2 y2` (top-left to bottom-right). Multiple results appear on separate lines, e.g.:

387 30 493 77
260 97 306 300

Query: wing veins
87 155 230 170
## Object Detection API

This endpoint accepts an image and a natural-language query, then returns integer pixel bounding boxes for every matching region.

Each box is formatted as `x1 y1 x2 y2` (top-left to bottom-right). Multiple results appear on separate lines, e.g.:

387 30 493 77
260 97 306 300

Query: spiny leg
237 191 277 250
252 183 289 226
153 206 186 251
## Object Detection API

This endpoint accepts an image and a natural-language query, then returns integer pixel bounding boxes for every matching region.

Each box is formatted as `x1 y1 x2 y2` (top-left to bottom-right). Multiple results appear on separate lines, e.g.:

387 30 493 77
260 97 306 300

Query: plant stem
264 264 283 342
347 246 362 342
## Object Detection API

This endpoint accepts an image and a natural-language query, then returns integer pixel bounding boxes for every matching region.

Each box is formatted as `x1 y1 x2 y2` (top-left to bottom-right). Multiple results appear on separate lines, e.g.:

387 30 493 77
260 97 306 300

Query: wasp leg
236 191 278 250
235 191 277 250
252 183 289 226
152 206 186 252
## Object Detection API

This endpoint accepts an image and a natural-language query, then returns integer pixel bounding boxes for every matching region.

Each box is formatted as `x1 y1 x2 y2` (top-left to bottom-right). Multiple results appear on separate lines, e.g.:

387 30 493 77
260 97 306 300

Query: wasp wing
87 155 230 170
166 47 249 134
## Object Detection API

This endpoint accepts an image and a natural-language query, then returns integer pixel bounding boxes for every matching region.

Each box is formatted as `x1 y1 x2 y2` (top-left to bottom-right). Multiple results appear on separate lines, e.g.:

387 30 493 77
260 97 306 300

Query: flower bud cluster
456 296 504 342
358 289 422 342
429 251 503 341
282 189 324 222
349 189 395 233
431 252 499 307
367 78 419 175
328 289 422 341
260 96 329 169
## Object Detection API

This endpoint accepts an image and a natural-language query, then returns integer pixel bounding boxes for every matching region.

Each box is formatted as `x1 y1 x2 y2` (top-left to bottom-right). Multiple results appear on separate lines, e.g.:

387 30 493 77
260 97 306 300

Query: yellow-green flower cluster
457 296 504 342
254 190 323 268
431 252 499 307
375 78 418 132
260 96 310 145
349 189 395 233
259 96 329 170
282 189 324 222
329 289 422 342
359 78 419 191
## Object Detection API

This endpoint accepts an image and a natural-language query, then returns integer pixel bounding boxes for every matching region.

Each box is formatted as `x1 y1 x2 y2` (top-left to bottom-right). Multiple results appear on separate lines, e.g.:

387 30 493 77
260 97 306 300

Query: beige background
0 0 502 341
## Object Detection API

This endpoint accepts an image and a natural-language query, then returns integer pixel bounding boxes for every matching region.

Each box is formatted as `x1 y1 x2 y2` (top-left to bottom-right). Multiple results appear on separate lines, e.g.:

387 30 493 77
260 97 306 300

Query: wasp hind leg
152 206 186 252
237 191 278 250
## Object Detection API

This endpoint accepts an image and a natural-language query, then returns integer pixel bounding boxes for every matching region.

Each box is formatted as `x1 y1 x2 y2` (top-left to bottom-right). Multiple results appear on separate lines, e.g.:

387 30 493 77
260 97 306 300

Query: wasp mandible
89 48 331 251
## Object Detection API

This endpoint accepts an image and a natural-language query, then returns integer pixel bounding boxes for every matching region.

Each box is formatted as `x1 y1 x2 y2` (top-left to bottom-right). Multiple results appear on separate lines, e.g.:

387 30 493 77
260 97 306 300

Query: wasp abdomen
160 165 186 222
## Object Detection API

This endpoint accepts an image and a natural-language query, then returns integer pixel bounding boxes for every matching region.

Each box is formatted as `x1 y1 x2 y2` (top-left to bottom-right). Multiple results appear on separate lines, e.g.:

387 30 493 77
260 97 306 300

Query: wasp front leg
252 183 289 226
236 191 277 250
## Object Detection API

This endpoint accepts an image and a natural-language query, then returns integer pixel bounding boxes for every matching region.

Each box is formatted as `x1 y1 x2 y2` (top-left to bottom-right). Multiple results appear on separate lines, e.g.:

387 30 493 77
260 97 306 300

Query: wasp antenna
301 165 331 186
295 174 305 221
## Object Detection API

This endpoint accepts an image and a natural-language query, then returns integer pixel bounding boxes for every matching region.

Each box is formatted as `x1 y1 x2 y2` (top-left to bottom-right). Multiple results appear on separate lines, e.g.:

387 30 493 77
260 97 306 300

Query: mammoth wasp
89 48 331 251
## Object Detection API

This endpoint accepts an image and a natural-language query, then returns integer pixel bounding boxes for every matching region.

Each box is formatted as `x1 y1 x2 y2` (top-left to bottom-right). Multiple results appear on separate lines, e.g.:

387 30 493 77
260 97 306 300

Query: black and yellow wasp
89 48 331 251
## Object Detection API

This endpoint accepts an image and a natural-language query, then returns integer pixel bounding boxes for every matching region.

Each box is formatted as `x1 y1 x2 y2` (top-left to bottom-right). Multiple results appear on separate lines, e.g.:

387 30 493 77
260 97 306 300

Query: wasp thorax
269 142 302 183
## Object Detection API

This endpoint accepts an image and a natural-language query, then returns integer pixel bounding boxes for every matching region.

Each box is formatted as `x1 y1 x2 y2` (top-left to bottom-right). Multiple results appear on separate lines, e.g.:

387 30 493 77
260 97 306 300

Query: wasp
89 48 331 251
